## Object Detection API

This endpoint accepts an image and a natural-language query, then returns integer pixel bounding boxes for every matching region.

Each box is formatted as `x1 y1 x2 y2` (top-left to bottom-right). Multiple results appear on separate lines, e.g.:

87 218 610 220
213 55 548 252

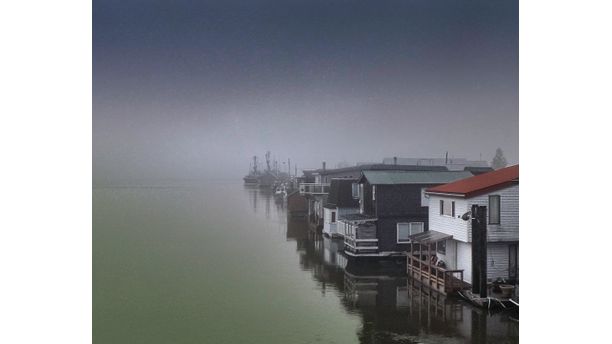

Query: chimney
393 156 397 165
322 161 326 171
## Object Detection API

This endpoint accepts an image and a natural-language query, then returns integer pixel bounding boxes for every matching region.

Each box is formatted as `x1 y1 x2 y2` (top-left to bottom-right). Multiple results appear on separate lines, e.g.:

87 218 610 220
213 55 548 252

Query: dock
406 230 468 295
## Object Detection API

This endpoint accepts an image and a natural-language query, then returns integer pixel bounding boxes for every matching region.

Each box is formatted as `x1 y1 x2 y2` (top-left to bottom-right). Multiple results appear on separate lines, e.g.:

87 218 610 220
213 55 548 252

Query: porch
299 182 330 196
406 230 468 295
340 214 379 256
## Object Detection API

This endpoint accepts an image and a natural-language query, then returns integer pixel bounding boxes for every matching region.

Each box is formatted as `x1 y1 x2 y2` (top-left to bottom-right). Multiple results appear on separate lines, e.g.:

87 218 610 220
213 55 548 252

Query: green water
93 181 518 344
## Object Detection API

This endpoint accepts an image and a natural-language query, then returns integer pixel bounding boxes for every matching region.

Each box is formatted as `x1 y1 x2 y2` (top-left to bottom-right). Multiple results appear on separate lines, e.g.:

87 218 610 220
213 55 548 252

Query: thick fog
93 0 518 184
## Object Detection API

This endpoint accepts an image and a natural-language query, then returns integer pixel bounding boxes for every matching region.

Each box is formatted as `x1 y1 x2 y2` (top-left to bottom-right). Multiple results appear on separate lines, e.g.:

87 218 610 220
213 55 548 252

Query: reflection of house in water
285 214 518 344
323 237 348 270
286 218 348 295
342 262 518 343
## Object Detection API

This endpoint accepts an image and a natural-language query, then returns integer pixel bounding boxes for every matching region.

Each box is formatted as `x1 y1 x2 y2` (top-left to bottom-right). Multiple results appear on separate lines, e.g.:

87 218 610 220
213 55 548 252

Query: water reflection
286 216 518 344
244 186 518 344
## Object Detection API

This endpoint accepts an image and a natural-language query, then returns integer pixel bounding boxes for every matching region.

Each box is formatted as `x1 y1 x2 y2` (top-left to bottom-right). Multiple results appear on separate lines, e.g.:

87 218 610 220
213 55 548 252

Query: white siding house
426 165 519 284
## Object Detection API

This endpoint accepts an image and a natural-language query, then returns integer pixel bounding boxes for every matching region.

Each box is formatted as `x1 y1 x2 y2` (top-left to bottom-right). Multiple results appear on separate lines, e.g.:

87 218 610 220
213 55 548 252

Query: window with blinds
489 195 501 224
440 200 455 217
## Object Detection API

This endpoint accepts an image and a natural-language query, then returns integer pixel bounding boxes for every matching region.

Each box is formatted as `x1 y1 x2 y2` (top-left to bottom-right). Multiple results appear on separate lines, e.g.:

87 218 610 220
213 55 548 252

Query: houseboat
416 165 519 289
340 170 473 259
299 162 448 229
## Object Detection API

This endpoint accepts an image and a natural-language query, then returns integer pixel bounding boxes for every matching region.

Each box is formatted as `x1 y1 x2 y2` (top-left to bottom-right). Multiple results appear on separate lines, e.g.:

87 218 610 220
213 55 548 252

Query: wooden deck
407 253 469 295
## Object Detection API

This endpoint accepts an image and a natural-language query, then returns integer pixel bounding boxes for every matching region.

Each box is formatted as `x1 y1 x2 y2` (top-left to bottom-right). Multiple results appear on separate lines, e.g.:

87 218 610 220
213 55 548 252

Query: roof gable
426 165 519 198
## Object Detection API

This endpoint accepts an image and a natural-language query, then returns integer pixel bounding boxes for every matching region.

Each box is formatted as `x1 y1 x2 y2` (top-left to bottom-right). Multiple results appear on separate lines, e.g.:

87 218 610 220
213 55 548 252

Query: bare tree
491 148 508 169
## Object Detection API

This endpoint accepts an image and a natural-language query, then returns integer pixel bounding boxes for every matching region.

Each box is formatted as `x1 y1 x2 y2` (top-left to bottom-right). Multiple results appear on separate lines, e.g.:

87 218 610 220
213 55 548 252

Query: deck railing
343 224 378 255
407 254 465 294
299 183 331 195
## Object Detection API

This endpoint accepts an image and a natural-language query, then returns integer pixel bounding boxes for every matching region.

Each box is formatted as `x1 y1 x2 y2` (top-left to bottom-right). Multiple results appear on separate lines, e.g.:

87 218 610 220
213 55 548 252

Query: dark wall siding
375 184 441 217
363 181 374 215
377 217 429 253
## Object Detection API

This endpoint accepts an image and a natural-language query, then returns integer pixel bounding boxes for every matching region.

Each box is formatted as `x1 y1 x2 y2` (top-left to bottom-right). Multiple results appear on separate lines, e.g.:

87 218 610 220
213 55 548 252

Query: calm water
93 181 518 344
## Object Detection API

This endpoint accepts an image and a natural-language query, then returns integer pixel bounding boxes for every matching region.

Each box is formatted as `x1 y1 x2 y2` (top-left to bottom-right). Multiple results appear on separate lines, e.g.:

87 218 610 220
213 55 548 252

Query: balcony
343 222 378 256
299 183 330 196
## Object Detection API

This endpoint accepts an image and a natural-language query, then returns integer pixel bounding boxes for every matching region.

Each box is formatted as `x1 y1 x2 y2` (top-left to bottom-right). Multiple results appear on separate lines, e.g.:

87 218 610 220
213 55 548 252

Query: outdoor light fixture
461 211 472 221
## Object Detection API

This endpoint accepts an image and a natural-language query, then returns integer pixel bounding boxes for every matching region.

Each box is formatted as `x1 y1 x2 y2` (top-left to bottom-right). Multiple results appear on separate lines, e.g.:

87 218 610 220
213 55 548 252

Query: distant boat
244 155 261 185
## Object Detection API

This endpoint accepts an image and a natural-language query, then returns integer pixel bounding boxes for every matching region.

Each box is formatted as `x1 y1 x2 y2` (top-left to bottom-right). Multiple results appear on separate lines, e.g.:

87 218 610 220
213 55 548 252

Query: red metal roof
426 165 519 198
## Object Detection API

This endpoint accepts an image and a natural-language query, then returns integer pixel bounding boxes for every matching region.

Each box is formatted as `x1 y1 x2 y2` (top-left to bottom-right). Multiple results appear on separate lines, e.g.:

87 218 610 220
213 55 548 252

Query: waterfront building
322 178 360 238
424 165 519 285
340 170 473 259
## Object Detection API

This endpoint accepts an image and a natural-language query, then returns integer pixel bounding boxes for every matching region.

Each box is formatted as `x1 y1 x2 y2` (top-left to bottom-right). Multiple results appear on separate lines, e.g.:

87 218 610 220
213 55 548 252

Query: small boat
243 176 259 185
274 184 287 197
456 290 519 312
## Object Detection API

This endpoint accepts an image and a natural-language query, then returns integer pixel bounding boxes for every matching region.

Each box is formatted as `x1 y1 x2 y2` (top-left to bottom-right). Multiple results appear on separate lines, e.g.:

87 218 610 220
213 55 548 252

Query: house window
359 184 364 214
437 240 446 254
372 185 376 201
489 195 500 224
409 222 424 235
397 223 410 243
397 222 425 243
440 200 455 217
352 183 359 198
331 211 336 223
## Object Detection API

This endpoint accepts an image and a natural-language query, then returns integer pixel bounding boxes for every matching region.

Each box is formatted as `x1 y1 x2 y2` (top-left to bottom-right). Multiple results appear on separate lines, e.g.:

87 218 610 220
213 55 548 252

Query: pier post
471 205 488 297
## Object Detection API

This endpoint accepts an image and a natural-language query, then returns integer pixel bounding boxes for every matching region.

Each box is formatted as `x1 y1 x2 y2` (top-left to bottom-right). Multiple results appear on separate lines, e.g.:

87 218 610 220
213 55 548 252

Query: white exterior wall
428 196 470 242
435 239 457 270
324 207 359 237
445 240 513 284
428 184 519 243
467 184 519 242
456 241 472 283
487 243 510 281
323 208 337 236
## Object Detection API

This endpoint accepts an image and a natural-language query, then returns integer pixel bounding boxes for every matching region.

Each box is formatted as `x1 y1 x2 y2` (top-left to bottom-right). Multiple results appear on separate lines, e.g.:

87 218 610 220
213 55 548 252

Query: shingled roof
426 165 519 198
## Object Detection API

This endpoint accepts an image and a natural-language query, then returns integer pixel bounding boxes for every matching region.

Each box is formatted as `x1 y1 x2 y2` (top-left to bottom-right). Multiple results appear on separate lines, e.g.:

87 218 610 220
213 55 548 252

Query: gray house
340 170 473 259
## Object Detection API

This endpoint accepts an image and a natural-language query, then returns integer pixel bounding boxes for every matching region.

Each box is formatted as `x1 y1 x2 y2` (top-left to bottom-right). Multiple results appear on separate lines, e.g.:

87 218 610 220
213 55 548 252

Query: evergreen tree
491 148 508 169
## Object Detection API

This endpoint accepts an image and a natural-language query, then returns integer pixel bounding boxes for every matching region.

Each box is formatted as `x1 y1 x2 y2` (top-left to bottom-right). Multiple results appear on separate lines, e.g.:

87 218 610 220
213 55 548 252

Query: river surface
93 181 518 344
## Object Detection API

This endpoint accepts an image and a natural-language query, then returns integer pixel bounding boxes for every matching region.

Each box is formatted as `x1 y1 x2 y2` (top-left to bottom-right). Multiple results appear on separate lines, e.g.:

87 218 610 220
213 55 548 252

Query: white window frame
489 195 501 224
352 183 359 199
397 223 410 243
409 222 424 235
440 200 455 217
397 222 425 243
359 184 364 214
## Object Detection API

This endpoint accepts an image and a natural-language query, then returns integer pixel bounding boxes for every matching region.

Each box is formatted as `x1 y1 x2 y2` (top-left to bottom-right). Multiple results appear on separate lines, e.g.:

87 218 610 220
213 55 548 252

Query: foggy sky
93 0 518 183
